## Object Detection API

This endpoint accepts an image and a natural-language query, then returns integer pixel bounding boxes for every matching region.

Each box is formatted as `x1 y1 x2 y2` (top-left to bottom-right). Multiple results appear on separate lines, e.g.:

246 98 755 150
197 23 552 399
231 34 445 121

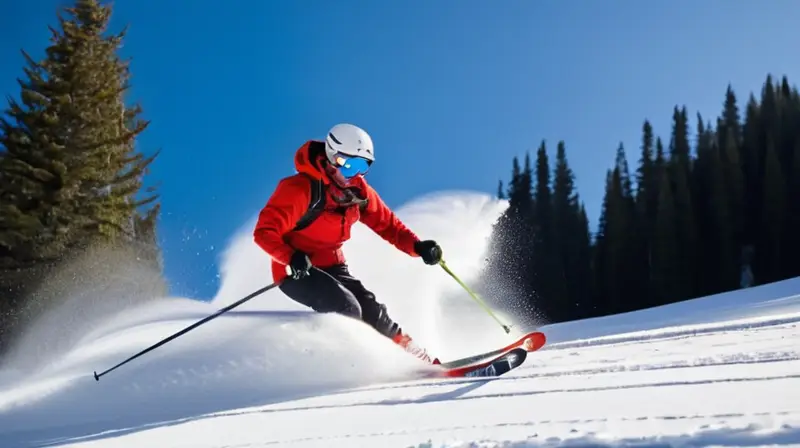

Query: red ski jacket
253 140 421 282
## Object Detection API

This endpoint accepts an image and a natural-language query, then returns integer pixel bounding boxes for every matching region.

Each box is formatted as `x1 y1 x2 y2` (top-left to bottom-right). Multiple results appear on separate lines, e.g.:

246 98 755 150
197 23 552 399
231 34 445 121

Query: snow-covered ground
0 191 799 448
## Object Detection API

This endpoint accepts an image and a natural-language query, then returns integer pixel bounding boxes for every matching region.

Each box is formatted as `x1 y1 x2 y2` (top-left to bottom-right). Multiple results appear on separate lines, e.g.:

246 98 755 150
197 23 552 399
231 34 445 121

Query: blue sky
3 0 800 300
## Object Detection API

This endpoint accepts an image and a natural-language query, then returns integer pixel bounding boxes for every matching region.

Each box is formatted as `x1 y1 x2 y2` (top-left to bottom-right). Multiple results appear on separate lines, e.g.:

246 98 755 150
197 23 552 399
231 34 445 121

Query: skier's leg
279 267 362 319
320 264 399 337
322 265 436 363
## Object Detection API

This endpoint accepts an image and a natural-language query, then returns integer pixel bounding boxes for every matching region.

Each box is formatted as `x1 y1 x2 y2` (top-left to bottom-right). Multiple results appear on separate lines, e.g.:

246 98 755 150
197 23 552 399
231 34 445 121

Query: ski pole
438 259 512 334
93 281 281 381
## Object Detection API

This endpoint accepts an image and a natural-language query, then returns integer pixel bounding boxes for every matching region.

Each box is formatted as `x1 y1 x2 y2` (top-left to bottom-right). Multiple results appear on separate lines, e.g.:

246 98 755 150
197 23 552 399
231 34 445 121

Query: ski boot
392 331 440 364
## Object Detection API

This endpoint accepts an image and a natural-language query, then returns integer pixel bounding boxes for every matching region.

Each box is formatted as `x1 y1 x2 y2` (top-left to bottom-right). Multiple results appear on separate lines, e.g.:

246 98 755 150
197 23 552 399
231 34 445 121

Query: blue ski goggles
333 154 371 179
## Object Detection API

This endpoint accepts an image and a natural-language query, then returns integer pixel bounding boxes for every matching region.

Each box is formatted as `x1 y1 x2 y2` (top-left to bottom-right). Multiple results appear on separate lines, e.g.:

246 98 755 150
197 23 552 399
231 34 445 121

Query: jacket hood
293 140 331 184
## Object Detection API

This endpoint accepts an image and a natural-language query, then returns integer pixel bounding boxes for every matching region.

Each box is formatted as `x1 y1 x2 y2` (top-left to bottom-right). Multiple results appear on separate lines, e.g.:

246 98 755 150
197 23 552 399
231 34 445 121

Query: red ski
431 331 546 378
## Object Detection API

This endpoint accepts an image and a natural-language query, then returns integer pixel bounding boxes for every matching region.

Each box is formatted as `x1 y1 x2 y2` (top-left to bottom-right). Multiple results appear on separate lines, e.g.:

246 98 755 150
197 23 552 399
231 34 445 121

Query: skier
253 123 443 363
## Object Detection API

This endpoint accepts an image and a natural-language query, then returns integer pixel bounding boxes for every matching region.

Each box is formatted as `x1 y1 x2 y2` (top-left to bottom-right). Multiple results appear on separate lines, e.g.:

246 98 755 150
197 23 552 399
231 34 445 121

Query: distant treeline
0 0 164 356
483 75 800 326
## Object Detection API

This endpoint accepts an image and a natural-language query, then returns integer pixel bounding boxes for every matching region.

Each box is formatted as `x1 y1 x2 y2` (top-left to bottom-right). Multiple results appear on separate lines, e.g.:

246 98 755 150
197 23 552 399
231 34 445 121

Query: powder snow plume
212 189 515 357
0 190 515 444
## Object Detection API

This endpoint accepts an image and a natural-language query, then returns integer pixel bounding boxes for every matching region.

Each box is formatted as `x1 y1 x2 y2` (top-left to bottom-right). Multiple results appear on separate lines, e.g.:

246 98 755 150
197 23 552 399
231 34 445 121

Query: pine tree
693 114 740 294
651 167 679 305
759 76 780 165
757 136 785 284
721 126 745 288
716 87 745 277
718 85 742 151
483 154 536 322
705 131 735 293
670 106 692 163
591 171 612 315
667 106 698 300
0 0 161 349
530 141 554 320
633 120 659 306
599 143 636 313
636 120 655 197
0 0 159 264
573 203 593 318
550 141 586 320
740 95 762 247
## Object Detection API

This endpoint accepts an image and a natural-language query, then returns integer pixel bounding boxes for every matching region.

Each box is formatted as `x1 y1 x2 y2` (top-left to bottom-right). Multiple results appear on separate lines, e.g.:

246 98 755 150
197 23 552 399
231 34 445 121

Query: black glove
286 251 312 279
414 240 442 265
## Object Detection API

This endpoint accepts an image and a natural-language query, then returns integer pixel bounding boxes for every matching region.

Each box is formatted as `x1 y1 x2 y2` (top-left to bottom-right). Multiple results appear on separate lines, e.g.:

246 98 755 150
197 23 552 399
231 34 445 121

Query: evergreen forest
483 75 800 326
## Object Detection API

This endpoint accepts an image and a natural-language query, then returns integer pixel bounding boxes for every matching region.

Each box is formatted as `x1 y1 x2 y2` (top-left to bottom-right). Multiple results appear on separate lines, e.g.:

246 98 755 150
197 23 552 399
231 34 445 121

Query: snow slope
0 191 799 448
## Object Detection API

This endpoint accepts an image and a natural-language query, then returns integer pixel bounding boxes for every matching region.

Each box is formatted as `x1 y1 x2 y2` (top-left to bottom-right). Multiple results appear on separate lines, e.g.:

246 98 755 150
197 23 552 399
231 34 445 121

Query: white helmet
324 123 375 165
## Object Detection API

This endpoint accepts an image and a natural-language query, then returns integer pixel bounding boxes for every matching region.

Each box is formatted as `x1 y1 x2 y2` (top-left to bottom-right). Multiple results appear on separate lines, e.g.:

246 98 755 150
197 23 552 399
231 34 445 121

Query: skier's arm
359 183 420 257
253 176 311 265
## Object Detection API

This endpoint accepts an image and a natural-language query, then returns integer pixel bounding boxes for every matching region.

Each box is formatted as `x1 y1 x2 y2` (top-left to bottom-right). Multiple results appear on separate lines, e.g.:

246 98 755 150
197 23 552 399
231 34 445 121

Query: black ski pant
279 264 401 339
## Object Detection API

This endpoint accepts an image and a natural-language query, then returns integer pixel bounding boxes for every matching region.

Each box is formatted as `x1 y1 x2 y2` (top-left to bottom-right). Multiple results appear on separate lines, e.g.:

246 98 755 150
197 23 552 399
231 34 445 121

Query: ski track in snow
1 191 800 448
